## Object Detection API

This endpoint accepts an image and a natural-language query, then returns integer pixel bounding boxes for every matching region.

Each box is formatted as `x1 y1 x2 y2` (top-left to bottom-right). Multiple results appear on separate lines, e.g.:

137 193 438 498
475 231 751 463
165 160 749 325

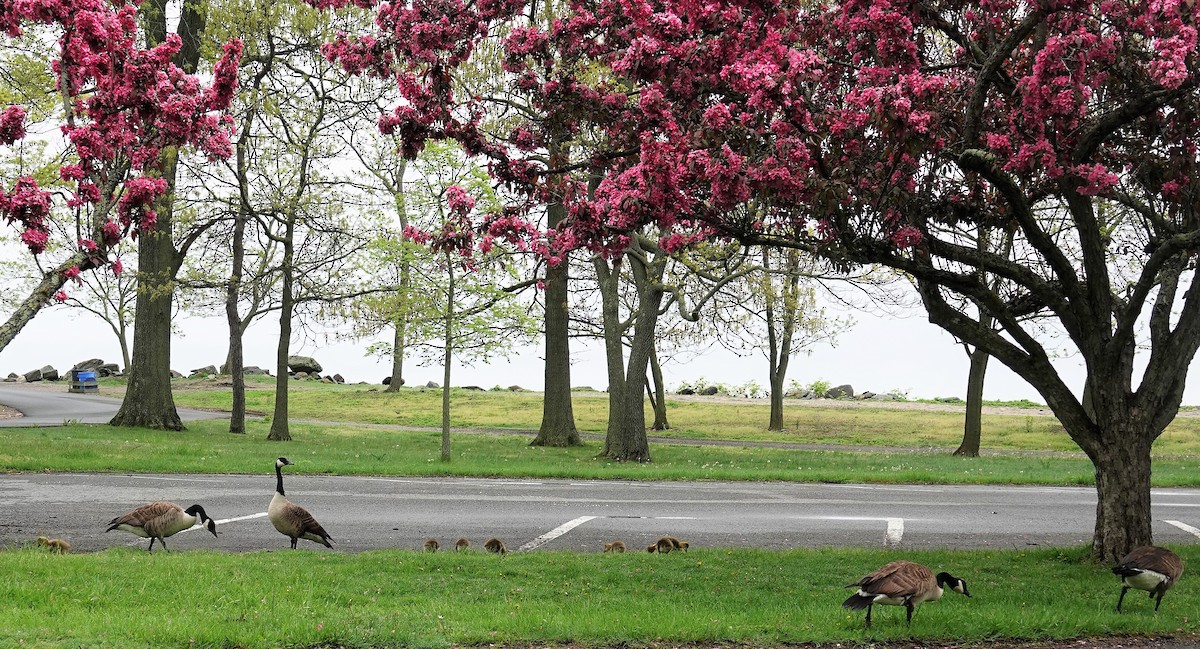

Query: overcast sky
0 298 1101 405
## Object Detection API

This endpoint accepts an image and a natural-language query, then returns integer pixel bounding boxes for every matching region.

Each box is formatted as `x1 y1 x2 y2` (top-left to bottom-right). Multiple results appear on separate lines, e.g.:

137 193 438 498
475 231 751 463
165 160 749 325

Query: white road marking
1164 520 1200 540
124 475 224 483
516 515 598 552
885 518 904 547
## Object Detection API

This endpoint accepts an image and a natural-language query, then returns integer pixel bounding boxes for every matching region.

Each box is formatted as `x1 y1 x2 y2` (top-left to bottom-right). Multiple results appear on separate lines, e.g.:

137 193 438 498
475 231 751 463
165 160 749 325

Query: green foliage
0 545 1197 647
807 379 832 397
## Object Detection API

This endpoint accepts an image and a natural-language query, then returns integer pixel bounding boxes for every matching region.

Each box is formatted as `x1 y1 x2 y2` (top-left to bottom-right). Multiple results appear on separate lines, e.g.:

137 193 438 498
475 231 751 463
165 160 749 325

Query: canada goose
843 560 971 627
269 457 334 549
1112 545 1184 612
455 538 470 551
423 538 440 552
106 501 218 552
36 536 70 554
604 540 627 553
483 537 507 554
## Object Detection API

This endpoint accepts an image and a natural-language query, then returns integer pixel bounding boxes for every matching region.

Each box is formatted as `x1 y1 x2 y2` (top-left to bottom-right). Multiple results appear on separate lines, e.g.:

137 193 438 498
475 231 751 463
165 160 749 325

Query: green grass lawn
3 544 1198 648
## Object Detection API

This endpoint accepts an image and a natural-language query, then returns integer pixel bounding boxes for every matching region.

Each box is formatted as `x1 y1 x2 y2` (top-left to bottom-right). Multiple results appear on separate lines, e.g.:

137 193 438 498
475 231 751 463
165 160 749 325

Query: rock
23 369 43 382
287 355 322 374
73 358 105 371
321 376 334 383
825 384 855 399
170 370 183 379
425 381 440 389
462 385 484 391
860 391 876 399
98 363 120 377
189 365 218 378
700 386 719 396
678 387 696 395
382 376 390 385
293 371 308 380
332 374 345 384
508 385 526 392
244 366 270 375
3 374 17 382
40 366 59 381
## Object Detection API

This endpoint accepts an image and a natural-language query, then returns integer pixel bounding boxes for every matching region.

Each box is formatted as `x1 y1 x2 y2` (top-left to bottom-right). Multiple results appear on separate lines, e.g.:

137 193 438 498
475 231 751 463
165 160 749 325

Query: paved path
0 385 226 426
3 471 1199 554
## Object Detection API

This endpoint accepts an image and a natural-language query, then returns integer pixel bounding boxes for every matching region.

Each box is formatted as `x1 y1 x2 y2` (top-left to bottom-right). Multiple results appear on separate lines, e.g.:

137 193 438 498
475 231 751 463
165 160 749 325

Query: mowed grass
3 543 1199 649
164 379 1200 456
4 417 1200 486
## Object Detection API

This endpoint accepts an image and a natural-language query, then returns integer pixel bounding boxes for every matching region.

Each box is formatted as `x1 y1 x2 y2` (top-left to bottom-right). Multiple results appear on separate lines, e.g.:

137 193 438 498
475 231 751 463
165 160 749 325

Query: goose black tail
842 593 874 610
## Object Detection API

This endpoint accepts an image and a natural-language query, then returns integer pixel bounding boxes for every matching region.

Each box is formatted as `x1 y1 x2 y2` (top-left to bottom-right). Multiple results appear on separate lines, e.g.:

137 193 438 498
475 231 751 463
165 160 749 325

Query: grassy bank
4 418 1200 486
3 544 1198 648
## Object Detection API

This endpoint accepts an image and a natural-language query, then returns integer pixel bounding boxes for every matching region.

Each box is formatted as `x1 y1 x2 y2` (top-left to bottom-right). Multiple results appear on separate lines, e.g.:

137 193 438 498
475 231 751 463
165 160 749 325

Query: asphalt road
3 471 1199 553
0 384 225 426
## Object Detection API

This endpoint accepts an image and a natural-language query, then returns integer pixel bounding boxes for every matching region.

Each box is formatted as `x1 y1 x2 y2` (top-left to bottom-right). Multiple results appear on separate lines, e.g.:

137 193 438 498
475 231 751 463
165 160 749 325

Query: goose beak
207 520 219 537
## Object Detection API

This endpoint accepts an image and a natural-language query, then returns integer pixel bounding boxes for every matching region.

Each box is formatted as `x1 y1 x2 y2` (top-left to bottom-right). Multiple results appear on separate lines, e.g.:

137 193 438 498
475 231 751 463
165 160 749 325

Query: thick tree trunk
953 347 989 456
110 151 183 431
531 203 581 446
1091 436 1153 563
600 253 661 462
0 256 81 352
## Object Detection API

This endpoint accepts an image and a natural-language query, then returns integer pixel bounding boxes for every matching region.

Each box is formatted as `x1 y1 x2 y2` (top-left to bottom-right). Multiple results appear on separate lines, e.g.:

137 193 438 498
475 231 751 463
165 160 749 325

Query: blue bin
68 369 99 393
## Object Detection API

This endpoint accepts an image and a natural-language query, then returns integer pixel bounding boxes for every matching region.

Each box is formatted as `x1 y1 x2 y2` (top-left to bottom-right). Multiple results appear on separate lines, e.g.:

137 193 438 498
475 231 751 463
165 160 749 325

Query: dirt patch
0 404 20 420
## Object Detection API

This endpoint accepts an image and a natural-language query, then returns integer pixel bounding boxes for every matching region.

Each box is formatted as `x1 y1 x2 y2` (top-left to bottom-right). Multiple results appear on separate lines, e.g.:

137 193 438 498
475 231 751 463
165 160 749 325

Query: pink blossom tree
0 0 241 355
317 0 1200 560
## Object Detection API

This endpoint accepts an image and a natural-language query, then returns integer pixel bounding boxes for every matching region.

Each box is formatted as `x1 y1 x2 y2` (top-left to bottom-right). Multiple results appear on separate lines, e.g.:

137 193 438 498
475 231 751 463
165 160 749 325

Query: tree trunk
441 256 454 462
110 150 183 431
648 347 669 431
226 201 247 434
953 346 989 456
0 255 82 353
768 370 786 432
267 217 295 442
531 202 581 446
1091 436 1153 563
385 321 405 392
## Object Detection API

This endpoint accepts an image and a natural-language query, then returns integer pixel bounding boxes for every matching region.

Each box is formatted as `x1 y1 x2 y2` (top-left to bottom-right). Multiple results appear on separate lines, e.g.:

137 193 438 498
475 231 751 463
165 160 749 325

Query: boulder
244 366 271 375
382 376 390 385
287 355 323 374
170 370 183 379
825 384 855 399
3 373 17 382
98 363 121 377
73 358 106 371
462 385 484 391
677 387 696 395
293 371 309 380
321 376 335 384
189 365 218 378
332 374 345 384
508 385 526 392
40 366 59 381
424 380 440 389
699 386 719 396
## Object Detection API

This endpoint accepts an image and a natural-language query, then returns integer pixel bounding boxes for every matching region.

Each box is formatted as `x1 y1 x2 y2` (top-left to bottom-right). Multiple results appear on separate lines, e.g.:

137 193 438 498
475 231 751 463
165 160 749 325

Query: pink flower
53 291 68 303
110 258 124 275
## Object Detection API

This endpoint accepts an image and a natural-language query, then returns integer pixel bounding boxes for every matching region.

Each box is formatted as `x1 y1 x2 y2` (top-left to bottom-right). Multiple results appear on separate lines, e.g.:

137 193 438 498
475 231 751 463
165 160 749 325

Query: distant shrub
807 379 831 398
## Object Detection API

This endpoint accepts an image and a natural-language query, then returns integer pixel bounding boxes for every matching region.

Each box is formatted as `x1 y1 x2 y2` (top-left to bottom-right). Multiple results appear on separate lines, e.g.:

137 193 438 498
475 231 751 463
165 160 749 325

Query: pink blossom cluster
0 0 242 294
312 0 1200 268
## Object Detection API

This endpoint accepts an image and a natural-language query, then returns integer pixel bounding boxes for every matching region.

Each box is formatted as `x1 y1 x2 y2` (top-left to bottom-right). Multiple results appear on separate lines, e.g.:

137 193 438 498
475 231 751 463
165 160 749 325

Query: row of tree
3 0 1198 563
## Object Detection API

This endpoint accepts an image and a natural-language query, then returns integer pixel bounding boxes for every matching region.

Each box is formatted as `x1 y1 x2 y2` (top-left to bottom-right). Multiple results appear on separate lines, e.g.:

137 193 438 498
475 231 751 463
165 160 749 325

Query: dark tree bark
111 0 205 431
226 197 248 434
953 346 990 457
109 151 184 431
440 255 454 462
385 323 406 392
647 347 669 431
530 152 581 446
267 214 296 442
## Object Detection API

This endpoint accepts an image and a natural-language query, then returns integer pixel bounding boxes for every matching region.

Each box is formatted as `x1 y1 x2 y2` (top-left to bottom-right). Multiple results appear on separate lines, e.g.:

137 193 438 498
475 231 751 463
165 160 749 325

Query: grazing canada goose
604 540 627 553
423 538 440 552
455 538 470 551
1112 545 1184 612
843 560 971 627
36 536 70 554
106 501 218 552
269 457 334 550
483 537 507 554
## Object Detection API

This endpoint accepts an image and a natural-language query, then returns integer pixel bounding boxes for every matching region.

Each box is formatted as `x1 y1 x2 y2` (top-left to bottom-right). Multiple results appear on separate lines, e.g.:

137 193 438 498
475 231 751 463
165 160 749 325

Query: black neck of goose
275 464 285 495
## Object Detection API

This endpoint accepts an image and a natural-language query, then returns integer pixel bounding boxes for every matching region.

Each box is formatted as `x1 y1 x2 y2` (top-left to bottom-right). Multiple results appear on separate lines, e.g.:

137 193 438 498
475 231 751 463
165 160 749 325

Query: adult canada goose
455 538 470 551
269 457 334 549
483 537 507 554
1112 545 1184 612
106 502 218 552
843 560 971 627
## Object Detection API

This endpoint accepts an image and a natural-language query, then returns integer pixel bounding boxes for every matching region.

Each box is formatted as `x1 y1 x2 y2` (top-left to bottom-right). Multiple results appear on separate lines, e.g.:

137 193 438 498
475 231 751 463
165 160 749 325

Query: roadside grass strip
2 544 1197 648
